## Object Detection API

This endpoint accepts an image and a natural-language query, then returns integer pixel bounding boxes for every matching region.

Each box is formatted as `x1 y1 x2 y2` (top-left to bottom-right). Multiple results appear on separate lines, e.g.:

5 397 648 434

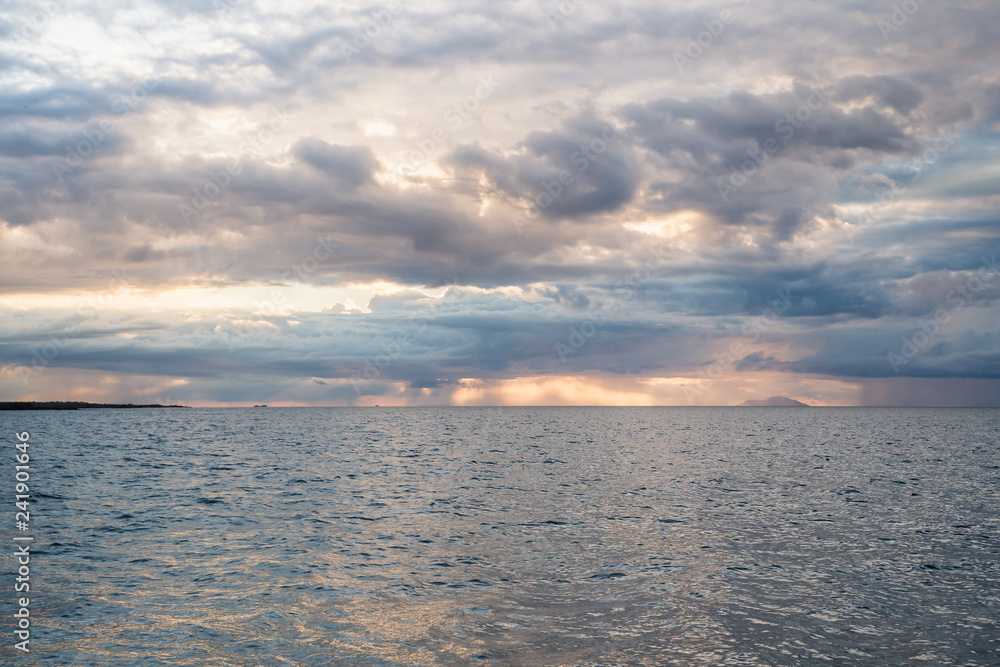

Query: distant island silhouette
0 402 187 411
737 396 809 407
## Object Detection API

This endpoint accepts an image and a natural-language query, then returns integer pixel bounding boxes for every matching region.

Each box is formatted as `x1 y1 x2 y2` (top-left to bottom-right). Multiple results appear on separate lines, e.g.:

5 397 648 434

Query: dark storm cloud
449 115 637 220
621 83 925 242
0 122 131 158
833 75 924 116
0 85 115 120
292 139 380 187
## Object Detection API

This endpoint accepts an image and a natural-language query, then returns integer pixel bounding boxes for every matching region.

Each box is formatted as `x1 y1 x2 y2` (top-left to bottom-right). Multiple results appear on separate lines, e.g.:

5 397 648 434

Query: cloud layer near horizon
1 0 998 406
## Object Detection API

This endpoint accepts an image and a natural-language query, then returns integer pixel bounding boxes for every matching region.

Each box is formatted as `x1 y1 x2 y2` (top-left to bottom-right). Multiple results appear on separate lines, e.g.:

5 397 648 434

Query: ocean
2 407 998 665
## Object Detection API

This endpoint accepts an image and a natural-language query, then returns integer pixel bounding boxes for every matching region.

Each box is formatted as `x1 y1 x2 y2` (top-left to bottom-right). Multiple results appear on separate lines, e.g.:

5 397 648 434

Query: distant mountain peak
737 396 809 407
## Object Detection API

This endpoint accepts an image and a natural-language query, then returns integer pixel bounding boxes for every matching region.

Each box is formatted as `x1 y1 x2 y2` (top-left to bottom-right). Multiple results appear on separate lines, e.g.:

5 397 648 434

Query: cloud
293 139 380 186
0 0 998 405
450 115 637 220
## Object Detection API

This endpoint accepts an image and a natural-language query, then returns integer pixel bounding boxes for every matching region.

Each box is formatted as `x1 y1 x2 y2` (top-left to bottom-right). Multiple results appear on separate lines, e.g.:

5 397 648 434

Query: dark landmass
0 402 188 411
737 396 810 407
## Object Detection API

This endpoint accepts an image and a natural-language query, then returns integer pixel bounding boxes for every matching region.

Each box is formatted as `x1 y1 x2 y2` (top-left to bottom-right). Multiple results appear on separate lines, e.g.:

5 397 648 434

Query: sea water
2 407 998 665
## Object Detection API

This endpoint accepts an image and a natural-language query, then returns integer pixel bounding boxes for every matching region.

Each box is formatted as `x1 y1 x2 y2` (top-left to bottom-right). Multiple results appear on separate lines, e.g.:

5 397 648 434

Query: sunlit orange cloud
1 366 861 407
0 367 192 404
448 374 860 407
451 376 659 406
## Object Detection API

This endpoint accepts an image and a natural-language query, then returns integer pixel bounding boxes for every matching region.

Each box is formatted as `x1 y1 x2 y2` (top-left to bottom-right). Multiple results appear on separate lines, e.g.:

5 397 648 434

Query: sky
1 0 998 407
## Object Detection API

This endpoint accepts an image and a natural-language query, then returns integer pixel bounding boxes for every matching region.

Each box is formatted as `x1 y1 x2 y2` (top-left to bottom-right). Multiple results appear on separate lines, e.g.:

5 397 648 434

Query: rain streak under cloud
0 0 998 406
